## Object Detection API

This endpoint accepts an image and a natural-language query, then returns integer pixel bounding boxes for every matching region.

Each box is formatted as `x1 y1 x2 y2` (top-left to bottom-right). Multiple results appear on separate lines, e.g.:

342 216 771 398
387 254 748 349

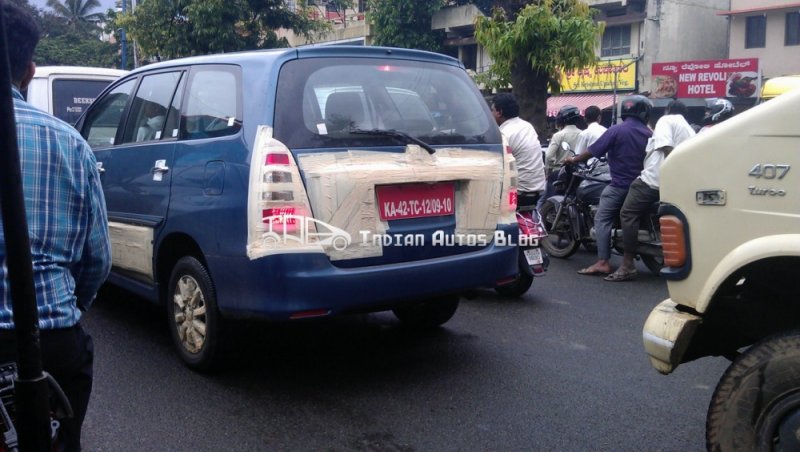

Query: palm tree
46 0 105 28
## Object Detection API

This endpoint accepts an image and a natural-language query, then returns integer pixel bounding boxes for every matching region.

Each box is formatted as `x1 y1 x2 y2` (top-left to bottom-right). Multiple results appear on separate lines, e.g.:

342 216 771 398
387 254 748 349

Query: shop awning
546 93 621 117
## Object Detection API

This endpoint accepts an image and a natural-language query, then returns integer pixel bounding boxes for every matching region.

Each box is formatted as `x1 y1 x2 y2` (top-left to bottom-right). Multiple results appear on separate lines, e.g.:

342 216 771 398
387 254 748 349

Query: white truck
642 87 800 451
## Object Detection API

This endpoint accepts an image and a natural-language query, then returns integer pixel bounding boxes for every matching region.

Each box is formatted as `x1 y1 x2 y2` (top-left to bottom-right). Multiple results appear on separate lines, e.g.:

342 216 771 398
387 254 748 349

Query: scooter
494 204 550 297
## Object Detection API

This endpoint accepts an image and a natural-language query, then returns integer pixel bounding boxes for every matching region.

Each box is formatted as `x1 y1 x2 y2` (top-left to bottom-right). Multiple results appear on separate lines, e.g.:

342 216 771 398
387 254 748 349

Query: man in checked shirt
0 3 111 451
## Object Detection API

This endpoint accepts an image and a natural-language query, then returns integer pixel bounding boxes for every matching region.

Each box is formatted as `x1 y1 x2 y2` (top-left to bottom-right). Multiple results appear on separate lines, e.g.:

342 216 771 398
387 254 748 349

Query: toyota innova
76 47 521 369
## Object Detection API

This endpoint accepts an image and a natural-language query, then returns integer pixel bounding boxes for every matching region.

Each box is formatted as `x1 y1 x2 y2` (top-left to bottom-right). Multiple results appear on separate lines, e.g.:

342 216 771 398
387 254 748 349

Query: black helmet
556 105 581 125
619 95 653 124
704 98 734 124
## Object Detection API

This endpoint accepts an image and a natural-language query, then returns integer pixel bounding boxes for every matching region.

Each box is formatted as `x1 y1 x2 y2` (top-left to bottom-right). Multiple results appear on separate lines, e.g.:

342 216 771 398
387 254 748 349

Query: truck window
52 79 114 125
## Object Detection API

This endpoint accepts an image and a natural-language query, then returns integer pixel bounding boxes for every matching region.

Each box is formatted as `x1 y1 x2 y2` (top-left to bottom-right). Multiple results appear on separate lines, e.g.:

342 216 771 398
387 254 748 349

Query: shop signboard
651 58 760 99
559 58 637 93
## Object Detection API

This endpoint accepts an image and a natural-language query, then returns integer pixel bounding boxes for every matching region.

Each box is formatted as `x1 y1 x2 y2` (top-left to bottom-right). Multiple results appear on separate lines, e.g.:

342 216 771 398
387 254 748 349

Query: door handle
96 161 105 174
152 159 169 174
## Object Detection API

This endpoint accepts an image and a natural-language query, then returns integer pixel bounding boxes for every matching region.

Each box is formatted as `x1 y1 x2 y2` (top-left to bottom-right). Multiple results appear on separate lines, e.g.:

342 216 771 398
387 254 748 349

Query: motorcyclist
699 98 734 133
542 105 583 206
565 95 652 277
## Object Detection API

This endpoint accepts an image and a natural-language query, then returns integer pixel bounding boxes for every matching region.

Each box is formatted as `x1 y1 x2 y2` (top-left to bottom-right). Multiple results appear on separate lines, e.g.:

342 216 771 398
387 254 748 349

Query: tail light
660 215 686 267
247 127 317 257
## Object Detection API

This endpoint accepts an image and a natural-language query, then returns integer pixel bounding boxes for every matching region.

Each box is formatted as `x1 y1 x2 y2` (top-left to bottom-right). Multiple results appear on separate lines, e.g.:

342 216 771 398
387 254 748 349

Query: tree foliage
367 0 446 52
475 0 603 133
8 0 121 68
117 0 327 62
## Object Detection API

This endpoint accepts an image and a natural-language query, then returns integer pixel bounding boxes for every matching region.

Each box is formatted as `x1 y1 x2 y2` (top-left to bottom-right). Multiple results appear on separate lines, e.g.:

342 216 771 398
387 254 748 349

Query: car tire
392 296 459 329
706 330 800 451
167 256 223 371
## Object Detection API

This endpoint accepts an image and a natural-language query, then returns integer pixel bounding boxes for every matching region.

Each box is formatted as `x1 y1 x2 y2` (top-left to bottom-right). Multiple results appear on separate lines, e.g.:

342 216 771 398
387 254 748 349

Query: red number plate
376 182 455 221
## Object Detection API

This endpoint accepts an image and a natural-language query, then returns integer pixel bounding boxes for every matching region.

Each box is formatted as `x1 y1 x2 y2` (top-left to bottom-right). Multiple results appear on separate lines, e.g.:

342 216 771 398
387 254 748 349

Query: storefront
547 58 638 127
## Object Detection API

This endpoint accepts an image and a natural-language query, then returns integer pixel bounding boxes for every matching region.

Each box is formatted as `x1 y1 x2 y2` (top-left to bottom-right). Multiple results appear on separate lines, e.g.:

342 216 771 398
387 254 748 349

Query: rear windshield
274 57 501 149
52 79 113 125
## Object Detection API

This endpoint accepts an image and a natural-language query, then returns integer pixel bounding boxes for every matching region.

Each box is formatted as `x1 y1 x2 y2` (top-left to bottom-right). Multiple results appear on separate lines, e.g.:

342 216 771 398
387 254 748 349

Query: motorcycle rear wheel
539 200 580 258
641 255 664 276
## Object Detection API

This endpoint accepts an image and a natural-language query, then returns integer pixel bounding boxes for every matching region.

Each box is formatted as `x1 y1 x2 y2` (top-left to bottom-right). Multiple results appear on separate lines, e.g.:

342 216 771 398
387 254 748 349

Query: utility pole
120 0 127 70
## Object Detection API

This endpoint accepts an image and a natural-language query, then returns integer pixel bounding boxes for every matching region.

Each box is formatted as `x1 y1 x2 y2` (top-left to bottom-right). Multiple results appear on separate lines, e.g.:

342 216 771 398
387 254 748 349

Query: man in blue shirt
0 3 111 450
565 95 653 276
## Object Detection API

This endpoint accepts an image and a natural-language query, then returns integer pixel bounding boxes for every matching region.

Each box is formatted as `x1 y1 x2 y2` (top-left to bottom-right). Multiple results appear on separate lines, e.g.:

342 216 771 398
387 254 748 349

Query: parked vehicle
494 204 549 297
759 74 800 103
24 66 127 125
75 47 521 370
642 88 800 450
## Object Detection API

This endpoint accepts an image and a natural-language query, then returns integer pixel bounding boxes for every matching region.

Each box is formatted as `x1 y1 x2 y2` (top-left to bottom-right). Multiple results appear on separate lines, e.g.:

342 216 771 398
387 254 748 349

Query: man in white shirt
573 105 606 155
491 93 547 208
605 100 696 281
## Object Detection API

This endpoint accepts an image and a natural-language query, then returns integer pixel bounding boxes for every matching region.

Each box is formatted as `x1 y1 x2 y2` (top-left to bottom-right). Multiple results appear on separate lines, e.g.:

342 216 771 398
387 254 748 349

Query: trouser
594 184 630 261
0 323 94 452
620 178 660 254
537 170 559 209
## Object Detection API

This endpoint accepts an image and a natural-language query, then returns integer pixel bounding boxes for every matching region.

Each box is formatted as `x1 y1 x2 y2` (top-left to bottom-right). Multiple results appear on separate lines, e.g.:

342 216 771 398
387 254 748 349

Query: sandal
577 266 611 276
604 268 638 282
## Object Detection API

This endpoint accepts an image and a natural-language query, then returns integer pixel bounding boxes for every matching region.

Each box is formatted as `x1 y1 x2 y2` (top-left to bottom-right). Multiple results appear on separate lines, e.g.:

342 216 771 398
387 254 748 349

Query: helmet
704 98 734 124
619 95 653 124
556 105 581 125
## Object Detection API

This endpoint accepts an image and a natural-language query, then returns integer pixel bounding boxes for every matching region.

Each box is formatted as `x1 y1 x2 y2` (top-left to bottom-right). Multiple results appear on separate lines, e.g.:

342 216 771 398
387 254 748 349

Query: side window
181 66 242 140
121 71 183 144
81 79 136 149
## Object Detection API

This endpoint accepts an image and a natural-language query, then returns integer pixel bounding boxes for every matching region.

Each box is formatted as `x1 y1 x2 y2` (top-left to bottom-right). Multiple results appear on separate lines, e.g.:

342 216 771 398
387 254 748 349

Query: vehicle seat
325 92 365 133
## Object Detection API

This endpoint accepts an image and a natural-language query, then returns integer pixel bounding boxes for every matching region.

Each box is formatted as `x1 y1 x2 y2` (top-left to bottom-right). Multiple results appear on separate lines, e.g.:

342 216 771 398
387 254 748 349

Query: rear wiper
350 128 436 155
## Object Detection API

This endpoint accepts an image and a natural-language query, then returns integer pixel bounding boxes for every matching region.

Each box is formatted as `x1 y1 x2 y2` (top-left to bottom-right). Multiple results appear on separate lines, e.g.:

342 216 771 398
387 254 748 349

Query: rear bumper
210 225 520 320
642 299 702 374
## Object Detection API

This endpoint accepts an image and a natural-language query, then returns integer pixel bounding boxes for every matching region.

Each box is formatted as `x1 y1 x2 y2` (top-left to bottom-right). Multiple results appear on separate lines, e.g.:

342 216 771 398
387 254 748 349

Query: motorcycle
539 146 609 259
494 203 550 297
540 143 664 275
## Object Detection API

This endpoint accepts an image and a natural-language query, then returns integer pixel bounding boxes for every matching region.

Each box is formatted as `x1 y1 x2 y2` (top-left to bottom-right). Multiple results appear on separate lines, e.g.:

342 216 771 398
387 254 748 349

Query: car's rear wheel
167 256 223 371
392 296 459 328
706 331 800 451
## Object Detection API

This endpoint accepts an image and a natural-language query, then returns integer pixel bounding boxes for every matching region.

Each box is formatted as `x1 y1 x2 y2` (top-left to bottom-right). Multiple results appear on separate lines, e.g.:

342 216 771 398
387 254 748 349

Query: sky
30 0 119 14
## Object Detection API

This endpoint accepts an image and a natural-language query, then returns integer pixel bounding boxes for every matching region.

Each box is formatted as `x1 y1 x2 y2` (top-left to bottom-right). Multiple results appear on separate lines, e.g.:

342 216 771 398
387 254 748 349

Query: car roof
34 66 129 78
126 46 463 75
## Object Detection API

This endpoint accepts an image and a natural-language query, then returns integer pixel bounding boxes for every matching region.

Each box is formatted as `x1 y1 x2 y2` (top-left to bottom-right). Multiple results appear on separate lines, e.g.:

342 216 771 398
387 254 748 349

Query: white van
24 66 128 124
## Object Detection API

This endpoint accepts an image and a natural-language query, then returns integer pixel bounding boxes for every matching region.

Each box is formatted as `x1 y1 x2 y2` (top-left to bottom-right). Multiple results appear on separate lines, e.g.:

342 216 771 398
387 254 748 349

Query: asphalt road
80 250 729 451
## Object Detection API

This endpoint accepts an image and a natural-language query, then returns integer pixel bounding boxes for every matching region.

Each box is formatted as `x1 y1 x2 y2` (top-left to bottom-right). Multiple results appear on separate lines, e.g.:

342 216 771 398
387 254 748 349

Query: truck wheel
167 256 223 371
707 331 800 451
539 200 580 258
392 296 459 329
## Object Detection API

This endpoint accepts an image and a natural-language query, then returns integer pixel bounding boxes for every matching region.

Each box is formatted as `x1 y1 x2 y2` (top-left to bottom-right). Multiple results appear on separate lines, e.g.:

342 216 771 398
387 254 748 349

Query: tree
116 0 327 62
367 0 446 52
474 0 602 134
45 0 105 28
315 0 354 28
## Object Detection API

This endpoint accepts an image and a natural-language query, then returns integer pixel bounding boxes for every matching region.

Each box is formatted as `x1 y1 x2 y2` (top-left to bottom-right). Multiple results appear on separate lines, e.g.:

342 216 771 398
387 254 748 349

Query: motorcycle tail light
660 215 686 267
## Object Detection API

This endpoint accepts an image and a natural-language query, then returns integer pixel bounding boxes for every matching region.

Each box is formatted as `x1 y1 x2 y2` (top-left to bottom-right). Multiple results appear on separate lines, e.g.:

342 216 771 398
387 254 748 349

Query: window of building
601 25 631 57
745 15 767 48
787 12 800 46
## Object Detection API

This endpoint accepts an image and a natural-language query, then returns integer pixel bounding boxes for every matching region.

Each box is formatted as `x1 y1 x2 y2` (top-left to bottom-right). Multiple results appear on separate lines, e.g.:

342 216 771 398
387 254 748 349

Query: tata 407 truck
642 87 800 451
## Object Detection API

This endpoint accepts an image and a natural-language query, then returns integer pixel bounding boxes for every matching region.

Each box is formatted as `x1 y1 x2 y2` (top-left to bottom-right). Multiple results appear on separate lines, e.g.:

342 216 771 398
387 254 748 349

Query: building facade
720 0 800 78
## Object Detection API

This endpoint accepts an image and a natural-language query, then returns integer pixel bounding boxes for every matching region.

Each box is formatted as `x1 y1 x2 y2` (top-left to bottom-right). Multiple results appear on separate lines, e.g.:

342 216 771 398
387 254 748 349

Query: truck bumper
642 299 703 374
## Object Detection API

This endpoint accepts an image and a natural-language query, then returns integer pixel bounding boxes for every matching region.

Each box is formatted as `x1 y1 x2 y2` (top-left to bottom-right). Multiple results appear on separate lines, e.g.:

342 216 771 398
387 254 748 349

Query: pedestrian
0 3 111 451
491 93 547 209
605 100 695 281
565 95 653 276
573 105 607 155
